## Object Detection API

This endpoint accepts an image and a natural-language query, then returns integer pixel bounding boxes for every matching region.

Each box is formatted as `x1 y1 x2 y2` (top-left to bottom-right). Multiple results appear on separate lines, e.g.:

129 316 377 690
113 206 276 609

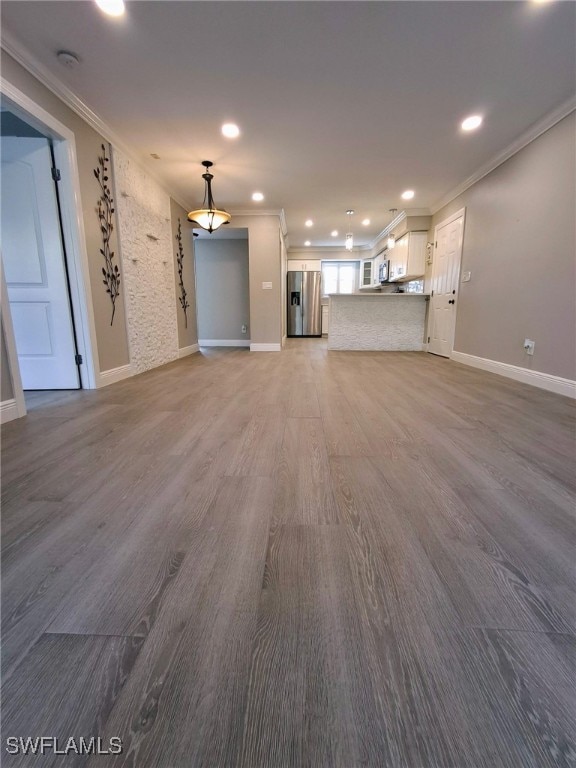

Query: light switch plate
461 271 471 282
262 281 272 289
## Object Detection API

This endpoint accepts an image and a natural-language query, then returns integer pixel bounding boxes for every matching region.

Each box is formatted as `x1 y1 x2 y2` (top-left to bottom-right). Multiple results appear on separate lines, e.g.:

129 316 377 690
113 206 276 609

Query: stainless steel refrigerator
287 271 322 337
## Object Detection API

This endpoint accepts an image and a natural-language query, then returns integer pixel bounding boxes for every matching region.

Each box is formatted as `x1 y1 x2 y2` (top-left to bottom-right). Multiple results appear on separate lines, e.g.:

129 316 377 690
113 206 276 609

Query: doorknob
449 299 455 305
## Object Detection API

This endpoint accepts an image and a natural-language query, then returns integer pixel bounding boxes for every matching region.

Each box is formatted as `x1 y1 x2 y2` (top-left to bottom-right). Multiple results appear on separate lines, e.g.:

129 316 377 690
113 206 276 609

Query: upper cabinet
287 259 322 272
360 258 374 287
388 232 427 282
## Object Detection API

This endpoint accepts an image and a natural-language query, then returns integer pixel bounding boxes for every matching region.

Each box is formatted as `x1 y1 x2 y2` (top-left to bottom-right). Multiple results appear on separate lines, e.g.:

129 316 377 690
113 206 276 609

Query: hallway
2 343 575 767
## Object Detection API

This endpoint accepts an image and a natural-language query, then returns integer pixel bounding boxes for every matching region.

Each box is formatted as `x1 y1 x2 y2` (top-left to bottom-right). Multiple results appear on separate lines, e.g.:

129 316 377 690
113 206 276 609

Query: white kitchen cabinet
360 258 374 287
372 252 383 287
388 232 427 282
287 259 322 272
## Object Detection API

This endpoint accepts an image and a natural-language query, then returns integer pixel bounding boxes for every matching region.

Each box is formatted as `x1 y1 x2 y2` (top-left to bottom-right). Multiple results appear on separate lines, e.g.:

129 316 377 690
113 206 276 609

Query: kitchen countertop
329 292 429 298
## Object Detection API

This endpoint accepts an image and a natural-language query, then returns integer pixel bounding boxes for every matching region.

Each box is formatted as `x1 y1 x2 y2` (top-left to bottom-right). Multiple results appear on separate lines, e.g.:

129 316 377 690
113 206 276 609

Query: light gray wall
1 321 14 401
428 112 575 380
195 238 250 342
232 215 282 346
170 199 198 349
1 50 130 373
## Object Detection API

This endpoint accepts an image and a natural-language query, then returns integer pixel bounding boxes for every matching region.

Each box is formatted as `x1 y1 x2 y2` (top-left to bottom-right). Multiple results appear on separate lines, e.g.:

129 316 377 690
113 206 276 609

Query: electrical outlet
241 324 247 334
524 338 535 356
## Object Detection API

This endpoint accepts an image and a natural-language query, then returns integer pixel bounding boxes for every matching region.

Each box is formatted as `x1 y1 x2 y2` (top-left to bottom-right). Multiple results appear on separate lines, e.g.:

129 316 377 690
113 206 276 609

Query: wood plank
272 417 340 525
2 633 143 768
85 476 273 768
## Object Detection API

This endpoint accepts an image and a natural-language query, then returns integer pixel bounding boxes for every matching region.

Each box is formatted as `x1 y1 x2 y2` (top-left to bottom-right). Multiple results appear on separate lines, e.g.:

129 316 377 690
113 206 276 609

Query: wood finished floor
2 340 575 767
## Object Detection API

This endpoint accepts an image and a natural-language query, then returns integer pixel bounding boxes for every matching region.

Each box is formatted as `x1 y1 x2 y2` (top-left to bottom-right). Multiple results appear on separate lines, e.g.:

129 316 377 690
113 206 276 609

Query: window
321 261 359 296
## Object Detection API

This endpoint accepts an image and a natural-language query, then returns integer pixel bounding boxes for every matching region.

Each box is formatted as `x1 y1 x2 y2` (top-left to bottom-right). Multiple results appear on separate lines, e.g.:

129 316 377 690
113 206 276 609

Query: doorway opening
194 228 251 348
0 80 97 422
1 111 81 390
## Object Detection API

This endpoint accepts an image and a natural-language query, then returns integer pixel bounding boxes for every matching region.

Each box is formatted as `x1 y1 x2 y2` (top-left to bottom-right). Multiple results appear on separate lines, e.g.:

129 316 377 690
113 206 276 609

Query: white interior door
1 137 79 389
427 211 464 357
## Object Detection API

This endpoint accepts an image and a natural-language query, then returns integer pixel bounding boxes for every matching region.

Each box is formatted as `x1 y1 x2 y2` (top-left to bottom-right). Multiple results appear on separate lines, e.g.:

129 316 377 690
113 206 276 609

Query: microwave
378 259 390 283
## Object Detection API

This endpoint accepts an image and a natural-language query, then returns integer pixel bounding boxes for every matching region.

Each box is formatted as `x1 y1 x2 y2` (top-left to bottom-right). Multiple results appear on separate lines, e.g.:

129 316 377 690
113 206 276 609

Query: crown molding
0 30 192 212
229 209 283 218
431 95 576 215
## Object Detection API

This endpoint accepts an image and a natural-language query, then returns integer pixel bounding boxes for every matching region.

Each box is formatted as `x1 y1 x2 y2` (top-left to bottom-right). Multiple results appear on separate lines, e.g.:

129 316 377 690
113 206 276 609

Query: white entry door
427 210 465 357
1 137 79 389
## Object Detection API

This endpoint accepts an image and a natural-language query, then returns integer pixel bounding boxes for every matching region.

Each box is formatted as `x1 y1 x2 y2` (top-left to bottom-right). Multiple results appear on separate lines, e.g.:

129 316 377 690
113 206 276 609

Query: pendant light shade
345 209 354 251
188 161 231 233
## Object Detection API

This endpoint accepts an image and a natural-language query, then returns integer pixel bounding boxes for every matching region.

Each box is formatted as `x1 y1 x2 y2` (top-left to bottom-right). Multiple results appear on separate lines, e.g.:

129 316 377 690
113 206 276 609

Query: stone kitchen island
328 293 429 351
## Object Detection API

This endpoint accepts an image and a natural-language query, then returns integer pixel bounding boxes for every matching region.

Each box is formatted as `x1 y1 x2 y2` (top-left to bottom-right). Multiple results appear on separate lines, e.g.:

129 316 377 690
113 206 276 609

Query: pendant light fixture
387 208 398 250
345 209 354 251
187 161 231 233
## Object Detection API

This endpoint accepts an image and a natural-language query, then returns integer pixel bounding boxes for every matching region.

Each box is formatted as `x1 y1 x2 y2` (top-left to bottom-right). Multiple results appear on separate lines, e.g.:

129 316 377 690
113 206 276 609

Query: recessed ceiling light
461 115 483 132
401 190 415 200
331 230 338 237
222 123 240 138
305 219 313 227
95 0 125 17
252 192 264 202
362 218 370 226
304 240 311 246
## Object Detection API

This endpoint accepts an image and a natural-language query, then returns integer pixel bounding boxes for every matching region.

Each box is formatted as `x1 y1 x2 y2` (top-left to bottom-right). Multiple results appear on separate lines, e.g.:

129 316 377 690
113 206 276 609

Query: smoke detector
57 50 80 69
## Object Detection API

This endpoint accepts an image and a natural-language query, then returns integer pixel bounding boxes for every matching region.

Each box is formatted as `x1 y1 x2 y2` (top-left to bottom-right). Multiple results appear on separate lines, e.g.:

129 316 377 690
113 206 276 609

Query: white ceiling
1 1 575 248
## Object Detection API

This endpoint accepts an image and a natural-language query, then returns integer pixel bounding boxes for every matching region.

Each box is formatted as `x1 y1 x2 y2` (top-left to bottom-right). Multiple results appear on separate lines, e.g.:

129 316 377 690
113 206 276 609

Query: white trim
178 343 200 358
250 343 282 352
282 334 287 347
0 33 191 213
435 206 467 230
450 351 576 399
229 209 283 217
0 399 20 424
0 256 26 419
0 76 99 390
431 98 576 215
96 363 133 388
199 339 251 347
279 209 288 238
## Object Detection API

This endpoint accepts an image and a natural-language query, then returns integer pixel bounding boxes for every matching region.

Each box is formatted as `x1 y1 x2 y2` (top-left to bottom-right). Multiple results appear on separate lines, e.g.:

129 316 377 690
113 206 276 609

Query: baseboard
198 339 251 347
250 343 282 352
1 398 21 423
450 351 576 399
178 343 200 358
97 363 134 388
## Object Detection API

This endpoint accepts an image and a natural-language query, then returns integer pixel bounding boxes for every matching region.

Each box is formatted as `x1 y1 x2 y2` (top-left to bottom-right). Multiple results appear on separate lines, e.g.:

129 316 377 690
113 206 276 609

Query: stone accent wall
112 150 178 373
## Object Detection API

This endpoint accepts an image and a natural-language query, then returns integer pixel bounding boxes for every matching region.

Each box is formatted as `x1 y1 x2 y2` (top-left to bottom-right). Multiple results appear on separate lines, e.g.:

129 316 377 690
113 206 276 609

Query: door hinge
75 353 83 365
435 241 437 248
51 167 61 182
428 336 430 343
431 290 434 297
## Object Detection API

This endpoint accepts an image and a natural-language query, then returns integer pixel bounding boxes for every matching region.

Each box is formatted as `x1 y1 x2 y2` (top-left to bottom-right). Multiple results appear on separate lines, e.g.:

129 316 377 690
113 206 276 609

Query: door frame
426 206 466 357
0 77 98 399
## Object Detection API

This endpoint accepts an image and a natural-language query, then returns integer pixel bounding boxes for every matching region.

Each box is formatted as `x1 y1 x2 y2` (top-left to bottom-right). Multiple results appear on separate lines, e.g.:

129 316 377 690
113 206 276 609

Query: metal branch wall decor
94 144 121 325
175 219 190 327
